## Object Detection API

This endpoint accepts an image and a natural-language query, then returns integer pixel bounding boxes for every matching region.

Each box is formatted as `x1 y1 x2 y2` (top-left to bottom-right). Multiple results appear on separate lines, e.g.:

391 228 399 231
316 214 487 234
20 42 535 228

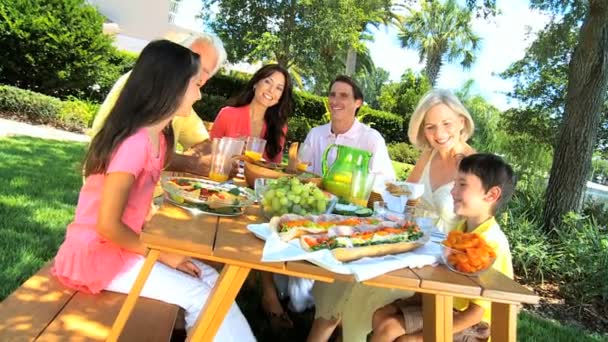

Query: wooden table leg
107 249 160 342
422 293 453 342
491 302 517 342
188 264 251 342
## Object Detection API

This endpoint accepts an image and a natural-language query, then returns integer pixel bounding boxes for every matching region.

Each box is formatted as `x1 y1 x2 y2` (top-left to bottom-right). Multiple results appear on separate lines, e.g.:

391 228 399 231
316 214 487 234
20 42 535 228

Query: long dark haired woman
210 63 293 162
53 39 255 340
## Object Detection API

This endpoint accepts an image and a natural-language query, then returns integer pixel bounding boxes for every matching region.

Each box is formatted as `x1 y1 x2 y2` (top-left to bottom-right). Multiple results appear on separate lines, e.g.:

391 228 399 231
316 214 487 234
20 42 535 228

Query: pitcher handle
321 144 337 176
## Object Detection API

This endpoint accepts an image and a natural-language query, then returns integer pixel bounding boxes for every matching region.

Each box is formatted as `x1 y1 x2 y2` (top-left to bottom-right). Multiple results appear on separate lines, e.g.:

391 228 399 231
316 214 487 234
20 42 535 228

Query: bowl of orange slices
441 231 496 276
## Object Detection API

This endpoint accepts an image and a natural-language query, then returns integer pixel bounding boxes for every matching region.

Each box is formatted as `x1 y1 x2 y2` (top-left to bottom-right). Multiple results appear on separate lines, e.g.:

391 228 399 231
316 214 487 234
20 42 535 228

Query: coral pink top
53 128 166 294
210 105 287 163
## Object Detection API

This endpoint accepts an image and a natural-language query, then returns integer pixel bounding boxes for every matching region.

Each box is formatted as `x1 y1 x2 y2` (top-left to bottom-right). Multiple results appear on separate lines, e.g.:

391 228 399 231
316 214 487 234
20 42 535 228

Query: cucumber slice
355 208 373 217
333 203 359 215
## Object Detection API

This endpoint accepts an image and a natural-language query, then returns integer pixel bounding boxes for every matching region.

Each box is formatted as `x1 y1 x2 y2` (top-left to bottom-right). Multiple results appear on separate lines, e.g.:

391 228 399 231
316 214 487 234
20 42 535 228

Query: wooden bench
0 263 181 341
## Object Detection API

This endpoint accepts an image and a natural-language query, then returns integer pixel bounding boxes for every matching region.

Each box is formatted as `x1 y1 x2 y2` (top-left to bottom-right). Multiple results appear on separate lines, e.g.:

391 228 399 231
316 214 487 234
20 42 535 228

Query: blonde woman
407 89 476 233
306 90 476 342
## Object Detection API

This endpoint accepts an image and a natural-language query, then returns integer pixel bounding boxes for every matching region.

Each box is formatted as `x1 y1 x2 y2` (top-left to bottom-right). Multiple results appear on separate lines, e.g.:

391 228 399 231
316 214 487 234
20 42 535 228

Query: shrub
556 213 608 306
500 179 559 283
392 161 414 181
500 176 608 311
359 107 406 143
0 84 95 131
93 50 138 102
0 0 125 101
287 116 326 143
59 97 99 128
293 90 327 121
0 85 62 121
388 142 421 164
202 73 248 99
194 93 228 122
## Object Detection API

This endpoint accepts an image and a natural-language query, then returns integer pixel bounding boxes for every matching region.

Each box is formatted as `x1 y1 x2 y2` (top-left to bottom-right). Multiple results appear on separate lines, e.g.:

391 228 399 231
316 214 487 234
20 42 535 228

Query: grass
0 136 85 299
0 136 605 341
392 161 414 180
518 311 607 342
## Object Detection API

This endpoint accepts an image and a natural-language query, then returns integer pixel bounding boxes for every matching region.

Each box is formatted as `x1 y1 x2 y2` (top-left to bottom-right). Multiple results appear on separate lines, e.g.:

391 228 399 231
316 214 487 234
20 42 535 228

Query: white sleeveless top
419 150 460 233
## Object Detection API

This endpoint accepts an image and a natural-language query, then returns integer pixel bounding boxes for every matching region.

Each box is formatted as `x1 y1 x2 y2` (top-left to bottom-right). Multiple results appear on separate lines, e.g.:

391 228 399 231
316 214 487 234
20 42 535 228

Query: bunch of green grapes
261 177 328 217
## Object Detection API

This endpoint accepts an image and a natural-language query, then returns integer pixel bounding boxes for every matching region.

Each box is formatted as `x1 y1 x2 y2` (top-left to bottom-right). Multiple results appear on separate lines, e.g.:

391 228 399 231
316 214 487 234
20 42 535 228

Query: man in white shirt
302 75 396 188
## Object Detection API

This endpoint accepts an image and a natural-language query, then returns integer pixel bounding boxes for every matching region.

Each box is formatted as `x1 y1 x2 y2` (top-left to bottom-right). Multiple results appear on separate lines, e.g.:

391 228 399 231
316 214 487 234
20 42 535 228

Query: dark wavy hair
226 64 293 159
84 40 200 176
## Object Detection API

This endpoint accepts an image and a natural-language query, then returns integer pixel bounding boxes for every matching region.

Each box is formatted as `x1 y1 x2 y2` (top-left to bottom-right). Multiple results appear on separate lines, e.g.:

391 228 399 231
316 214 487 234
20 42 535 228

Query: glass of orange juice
297 142 312 172
244 136 266 162
349 171 376 207
209 137 244 182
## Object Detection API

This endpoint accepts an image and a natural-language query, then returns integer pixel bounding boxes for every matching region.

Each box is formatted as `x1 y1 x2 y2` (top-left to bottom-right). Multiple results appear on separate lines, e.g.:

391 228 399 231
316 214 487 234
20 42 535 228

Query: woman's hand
158 252 202 277
177 259 202 277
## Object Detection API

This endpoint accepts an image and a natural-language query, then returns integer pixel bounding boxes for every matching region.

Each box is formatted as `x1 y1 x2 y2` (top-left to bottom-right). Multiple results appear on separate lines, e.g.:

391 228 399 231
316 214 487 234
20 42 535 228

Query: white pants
106 256 256 342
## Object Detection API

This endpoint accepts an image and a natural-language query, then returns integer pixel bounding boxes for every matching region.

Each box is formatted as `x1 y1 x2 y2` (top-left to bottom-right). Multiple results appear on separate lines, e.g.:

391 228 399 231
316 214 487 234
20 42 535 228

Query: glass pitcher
321 144 371 199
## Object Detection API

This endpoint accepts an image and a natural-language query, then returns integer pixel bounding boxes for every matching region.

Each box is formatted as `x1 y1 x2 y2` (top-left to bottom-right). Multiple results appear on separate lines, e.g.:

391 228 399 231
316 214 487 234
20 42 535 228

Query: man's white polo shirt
302 119 396 189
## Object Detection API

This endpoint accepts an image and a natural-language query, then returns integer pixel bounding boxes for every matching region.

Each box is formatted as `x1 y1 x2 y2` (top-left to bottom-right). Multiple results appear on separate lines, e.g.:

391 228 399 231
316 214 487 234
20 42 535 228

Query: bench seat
0 263 180 341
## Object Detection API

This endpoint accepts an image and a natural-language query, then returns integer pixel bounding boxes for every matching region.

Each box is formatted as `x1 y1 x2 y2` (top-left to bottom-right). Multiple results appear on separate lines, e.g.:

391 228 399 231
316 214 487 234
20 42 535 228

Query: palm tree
398 0 480 86
344 0 404 76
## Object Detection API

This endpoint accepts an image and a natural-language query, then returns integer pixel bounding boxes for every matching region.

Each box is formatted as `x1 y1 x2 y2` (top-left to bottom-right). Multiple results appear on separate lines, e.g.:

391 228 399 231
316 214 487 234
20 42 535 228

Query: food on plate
269 213 382 241
268 213 427 261
385 182 425 200
385 182 411 196
260 177 329 217
301 220 425 262
442 231 496 274
163 177 254 208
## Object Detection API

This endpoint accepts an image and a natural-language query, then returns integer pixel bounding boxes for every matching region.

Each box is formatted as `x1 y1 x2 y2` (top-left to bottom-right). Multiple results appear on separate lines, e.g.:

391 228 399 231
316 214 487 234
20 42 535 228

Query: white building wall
88 0 171 40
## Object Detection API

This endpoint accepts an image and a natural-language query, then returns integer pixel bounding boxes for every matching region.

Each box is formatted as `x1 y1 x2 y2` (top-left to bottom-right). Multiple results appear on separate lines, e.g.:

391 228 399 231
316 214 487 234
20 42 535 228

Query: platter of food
161 176 255 216
267 213 428 262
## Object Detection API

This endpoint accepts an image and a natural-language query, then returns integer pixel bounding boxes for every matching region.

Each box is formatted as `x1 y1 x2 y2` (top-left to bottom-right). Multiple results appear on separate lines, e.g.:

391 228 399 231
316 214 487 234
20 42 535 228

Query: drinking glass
349 171 376 207
296 142 313 172
209 137 245 182
244 136 266 162
373 201 389 216
254 178 269 202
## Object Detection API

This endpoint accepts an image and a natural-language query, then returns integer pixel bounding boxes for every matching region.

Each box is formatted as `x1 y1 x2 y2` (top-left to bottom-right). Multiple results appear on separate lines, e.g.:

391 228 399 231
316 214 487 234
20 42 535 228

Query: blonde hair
164 31 227 75
408 89 475 149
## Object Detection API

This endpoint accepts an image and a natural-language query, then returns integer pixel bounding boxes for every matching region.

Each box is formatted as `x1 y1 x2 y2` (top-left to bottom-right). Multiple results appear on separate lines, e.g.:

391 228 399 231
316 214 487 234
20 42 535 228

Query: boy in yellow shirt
371 153 516 342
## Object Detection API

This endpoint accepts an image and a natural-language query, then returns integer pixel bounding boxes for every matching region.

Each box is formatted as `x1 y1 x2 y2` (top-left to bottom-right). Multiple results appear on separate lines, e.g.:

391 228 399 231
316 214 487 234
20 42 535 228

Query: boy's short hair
458 153 516 214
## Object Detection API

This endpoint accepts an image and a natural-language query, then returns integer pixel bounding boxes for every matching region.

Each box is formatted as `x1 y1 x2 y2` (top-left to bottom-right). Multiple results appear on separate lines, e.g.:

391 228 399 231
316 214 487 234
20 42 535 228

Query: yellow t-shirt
452 217 514 324
89 71 209 149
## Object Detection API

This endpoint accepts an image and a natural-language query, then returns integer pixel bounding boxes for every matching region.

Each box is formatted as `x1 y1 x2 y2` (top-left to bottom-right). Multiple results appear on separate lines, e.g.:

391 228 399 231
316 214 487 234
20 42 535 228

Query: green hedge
0 84 97 131
387 142 421 164
359 107 405 143
195 73 406 143
0 0 130 103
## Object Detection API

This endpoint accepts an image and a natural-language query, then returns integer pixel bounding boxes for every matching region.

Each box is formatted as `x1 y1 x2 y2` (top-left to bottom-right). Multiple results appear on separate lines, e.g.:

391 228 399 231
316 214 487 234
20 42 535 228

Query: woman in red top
210 64 293 163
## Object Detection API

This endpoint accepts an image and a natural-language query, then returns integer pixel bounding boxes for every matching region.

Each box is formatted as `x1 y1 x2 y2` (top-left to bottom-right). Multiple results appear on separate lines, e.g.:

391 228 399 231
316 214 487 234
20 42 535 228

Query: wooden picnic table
107 195 538 342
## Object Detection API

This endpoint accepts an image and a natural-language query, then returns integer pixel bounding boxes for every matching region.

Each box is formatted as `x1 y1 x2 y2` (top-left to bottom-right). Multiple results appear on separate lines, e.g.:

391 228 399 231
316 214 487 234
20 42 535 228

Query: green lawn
392 160 414 180
0 136 85 299
0 136 605 341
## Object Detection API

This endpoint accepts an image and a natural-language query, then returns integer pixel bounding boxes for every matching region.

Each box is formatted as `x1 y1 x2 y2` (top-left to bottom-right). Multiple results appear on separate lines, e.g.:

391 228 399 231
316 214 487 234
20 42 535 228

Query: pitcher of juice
321 144 371 199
